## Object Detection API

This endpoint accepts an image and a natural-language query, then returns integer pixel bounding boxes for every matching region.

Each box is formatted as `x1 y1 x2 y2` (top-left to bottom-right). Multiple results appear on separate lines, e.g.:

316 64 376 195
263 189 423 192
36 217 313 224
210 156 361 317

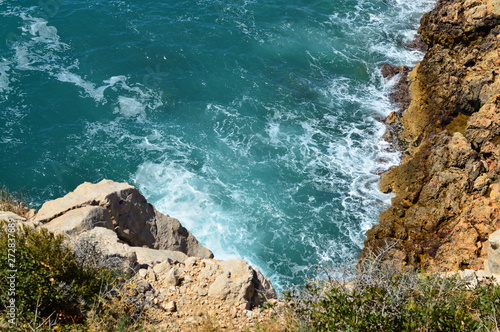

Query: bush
288 258 500 332
0 222 121 330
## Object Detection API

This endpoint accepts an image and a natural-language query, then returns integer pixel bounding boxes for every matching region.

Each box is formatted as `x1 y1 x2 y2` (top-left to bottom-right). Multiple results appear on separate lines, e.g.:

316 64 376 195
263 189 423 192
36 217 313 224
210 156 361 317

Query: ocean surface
0 0 434 289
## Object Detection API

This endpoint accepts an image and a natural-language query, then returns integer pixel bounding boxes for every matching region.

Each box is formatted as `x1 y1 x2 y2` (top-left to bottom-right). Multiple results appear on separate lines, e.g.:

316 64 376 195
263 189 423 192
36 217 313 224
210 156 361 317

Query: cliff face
364 0 500 271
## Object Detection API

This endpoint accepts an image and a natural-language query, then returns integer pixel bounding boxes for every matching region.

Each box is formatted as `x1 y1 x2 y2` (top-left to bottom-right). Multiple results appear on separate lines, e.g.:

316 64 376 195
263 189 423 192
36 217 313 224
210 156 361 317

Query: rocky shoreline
363 0 500 273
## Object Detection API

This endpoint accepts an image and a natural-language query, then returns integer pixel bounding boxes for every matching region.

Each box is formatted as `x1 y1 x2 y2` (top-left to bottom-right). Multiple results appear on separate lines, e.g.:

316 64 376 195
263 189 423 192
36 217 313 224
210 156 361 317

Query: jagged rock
152 258 276 309
161 267 180 287
206 259 276 307
363 0 500 272
33 179 213 258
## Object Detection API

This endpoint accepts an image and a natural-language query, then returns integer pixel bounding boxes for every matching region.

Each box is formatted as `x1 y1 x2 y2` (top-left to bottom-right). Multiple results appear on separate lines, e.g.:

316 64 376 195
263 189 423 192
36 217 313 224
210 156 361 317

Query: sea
0 0 435 290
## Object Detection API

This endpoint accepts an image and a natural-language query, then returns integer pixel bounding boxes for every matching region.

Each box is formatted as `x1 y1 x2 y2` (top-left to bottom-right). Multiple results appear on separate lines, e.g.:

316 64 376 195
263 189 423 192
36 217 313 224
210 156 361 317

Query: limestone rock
42 206 113 235
487 230 500 274
69 227 139 273
33 179 213 258
0 211 26 221
206 259 276 307
154 212 213 258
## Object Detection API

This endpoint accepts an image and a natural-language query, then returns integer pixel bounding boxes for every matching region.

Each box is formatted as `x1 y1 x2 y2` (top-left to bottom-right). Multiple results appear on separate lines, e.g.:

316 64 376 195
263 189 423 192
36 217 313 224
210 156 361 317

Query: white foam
115 96 146 119
7 11 163 122
0 60 12 93
132 160 242 261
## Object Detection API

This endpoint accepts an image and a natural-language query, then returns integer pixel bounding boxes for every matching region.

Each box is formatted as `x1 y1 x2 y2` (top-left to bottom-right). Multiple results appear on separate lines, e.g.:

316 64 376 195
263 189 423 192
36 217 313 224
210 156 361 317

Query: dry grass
0 185 30 217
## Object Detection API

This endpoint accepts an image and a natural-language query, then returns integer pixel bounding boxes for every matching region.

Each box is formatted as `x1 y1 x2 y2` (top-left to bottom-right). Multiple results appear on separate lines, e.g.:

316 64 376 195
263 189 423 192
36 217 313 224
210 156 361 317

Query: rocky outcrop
111 258 279 331
32 179 213 259
68 225 276 308
14 179 276 328
364 0 500 272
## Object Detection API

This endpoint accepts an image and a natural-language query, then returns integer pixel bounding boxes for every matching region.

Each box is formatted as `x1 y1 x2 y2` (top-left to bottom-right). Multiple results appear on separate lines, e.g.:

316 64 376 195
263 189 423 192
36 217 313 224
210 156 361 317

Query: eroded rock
33 179 213 258
363 0 500 272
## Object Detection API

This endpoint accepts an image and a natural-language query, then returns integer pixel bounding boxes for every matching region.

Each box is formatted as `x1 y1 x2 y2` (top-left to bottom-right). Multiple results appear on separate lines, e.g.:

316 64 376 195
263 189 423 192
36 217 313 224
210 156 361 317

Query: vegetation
0 222 138 331
288 256 500 332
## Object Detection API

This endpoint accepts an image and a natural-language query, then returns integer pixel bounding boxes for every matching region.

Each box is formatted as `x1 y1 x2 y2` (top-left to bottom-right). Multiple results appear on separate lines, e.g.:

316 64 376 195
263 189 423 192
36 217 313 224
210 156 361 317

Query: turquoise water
0 0 434 289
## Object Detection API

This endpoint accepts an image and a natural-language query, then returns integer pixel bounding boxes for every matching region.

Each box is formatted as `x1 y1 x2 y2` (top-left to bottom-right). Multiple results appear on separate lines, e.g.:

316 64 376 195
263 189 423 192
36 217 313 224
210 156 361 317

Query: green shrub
0 222 120 330
289 258 500 332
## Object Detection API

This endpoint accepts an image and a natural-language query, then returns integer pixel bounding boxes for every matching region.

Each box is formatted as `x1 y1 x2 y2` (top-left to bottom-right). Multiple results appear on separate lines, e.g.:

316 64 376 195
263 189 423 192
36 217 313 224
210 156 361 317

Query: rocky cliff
363 0 500 272
11 180 278 330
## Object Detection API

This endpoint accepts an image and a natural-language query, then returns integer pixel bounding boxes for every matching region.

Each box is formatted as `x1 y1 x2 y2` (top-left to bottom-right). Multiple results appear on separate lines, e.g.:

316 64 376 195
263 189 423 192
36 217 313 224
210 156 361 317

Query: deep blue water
0 0 434 289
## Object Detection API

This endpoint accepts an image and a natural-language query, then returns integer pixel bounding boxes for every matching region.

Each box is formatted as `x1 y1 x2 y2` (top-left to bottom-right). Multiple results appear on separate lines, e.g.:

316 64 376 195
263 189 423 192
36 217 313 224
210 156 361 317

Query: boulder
69 227 138 273
206 259 276 307
152 257 276 309
33 180 213 258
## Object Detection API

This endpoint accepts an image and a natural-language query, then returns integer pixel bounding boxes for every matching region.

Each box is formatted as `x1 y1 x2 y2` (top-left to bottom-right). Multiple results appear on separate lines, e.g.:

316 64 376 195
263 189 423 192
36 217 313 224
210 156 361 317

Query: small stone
153 259 173 275
163 267 180 286
237 302 251 311
146 268 157 281
184 256 198 268
162 301 177 312
138 269 148 278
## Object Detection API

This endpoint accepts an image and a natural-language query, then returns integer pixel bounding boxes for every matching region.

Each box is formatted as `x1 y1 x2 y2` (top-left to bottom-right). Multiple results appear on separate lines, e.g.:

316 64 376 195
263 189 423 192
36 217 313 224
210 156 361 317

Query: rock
0 211 26 221
161 268 180 287
42 206 113 235
153 260 173 275
162 301 177 312
134 247 188 266
69 227 139 273
154 213 213 258
487 230 500 274
138 269 148 278
33 180 213 258
363 0 500 272
207 259 276 308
